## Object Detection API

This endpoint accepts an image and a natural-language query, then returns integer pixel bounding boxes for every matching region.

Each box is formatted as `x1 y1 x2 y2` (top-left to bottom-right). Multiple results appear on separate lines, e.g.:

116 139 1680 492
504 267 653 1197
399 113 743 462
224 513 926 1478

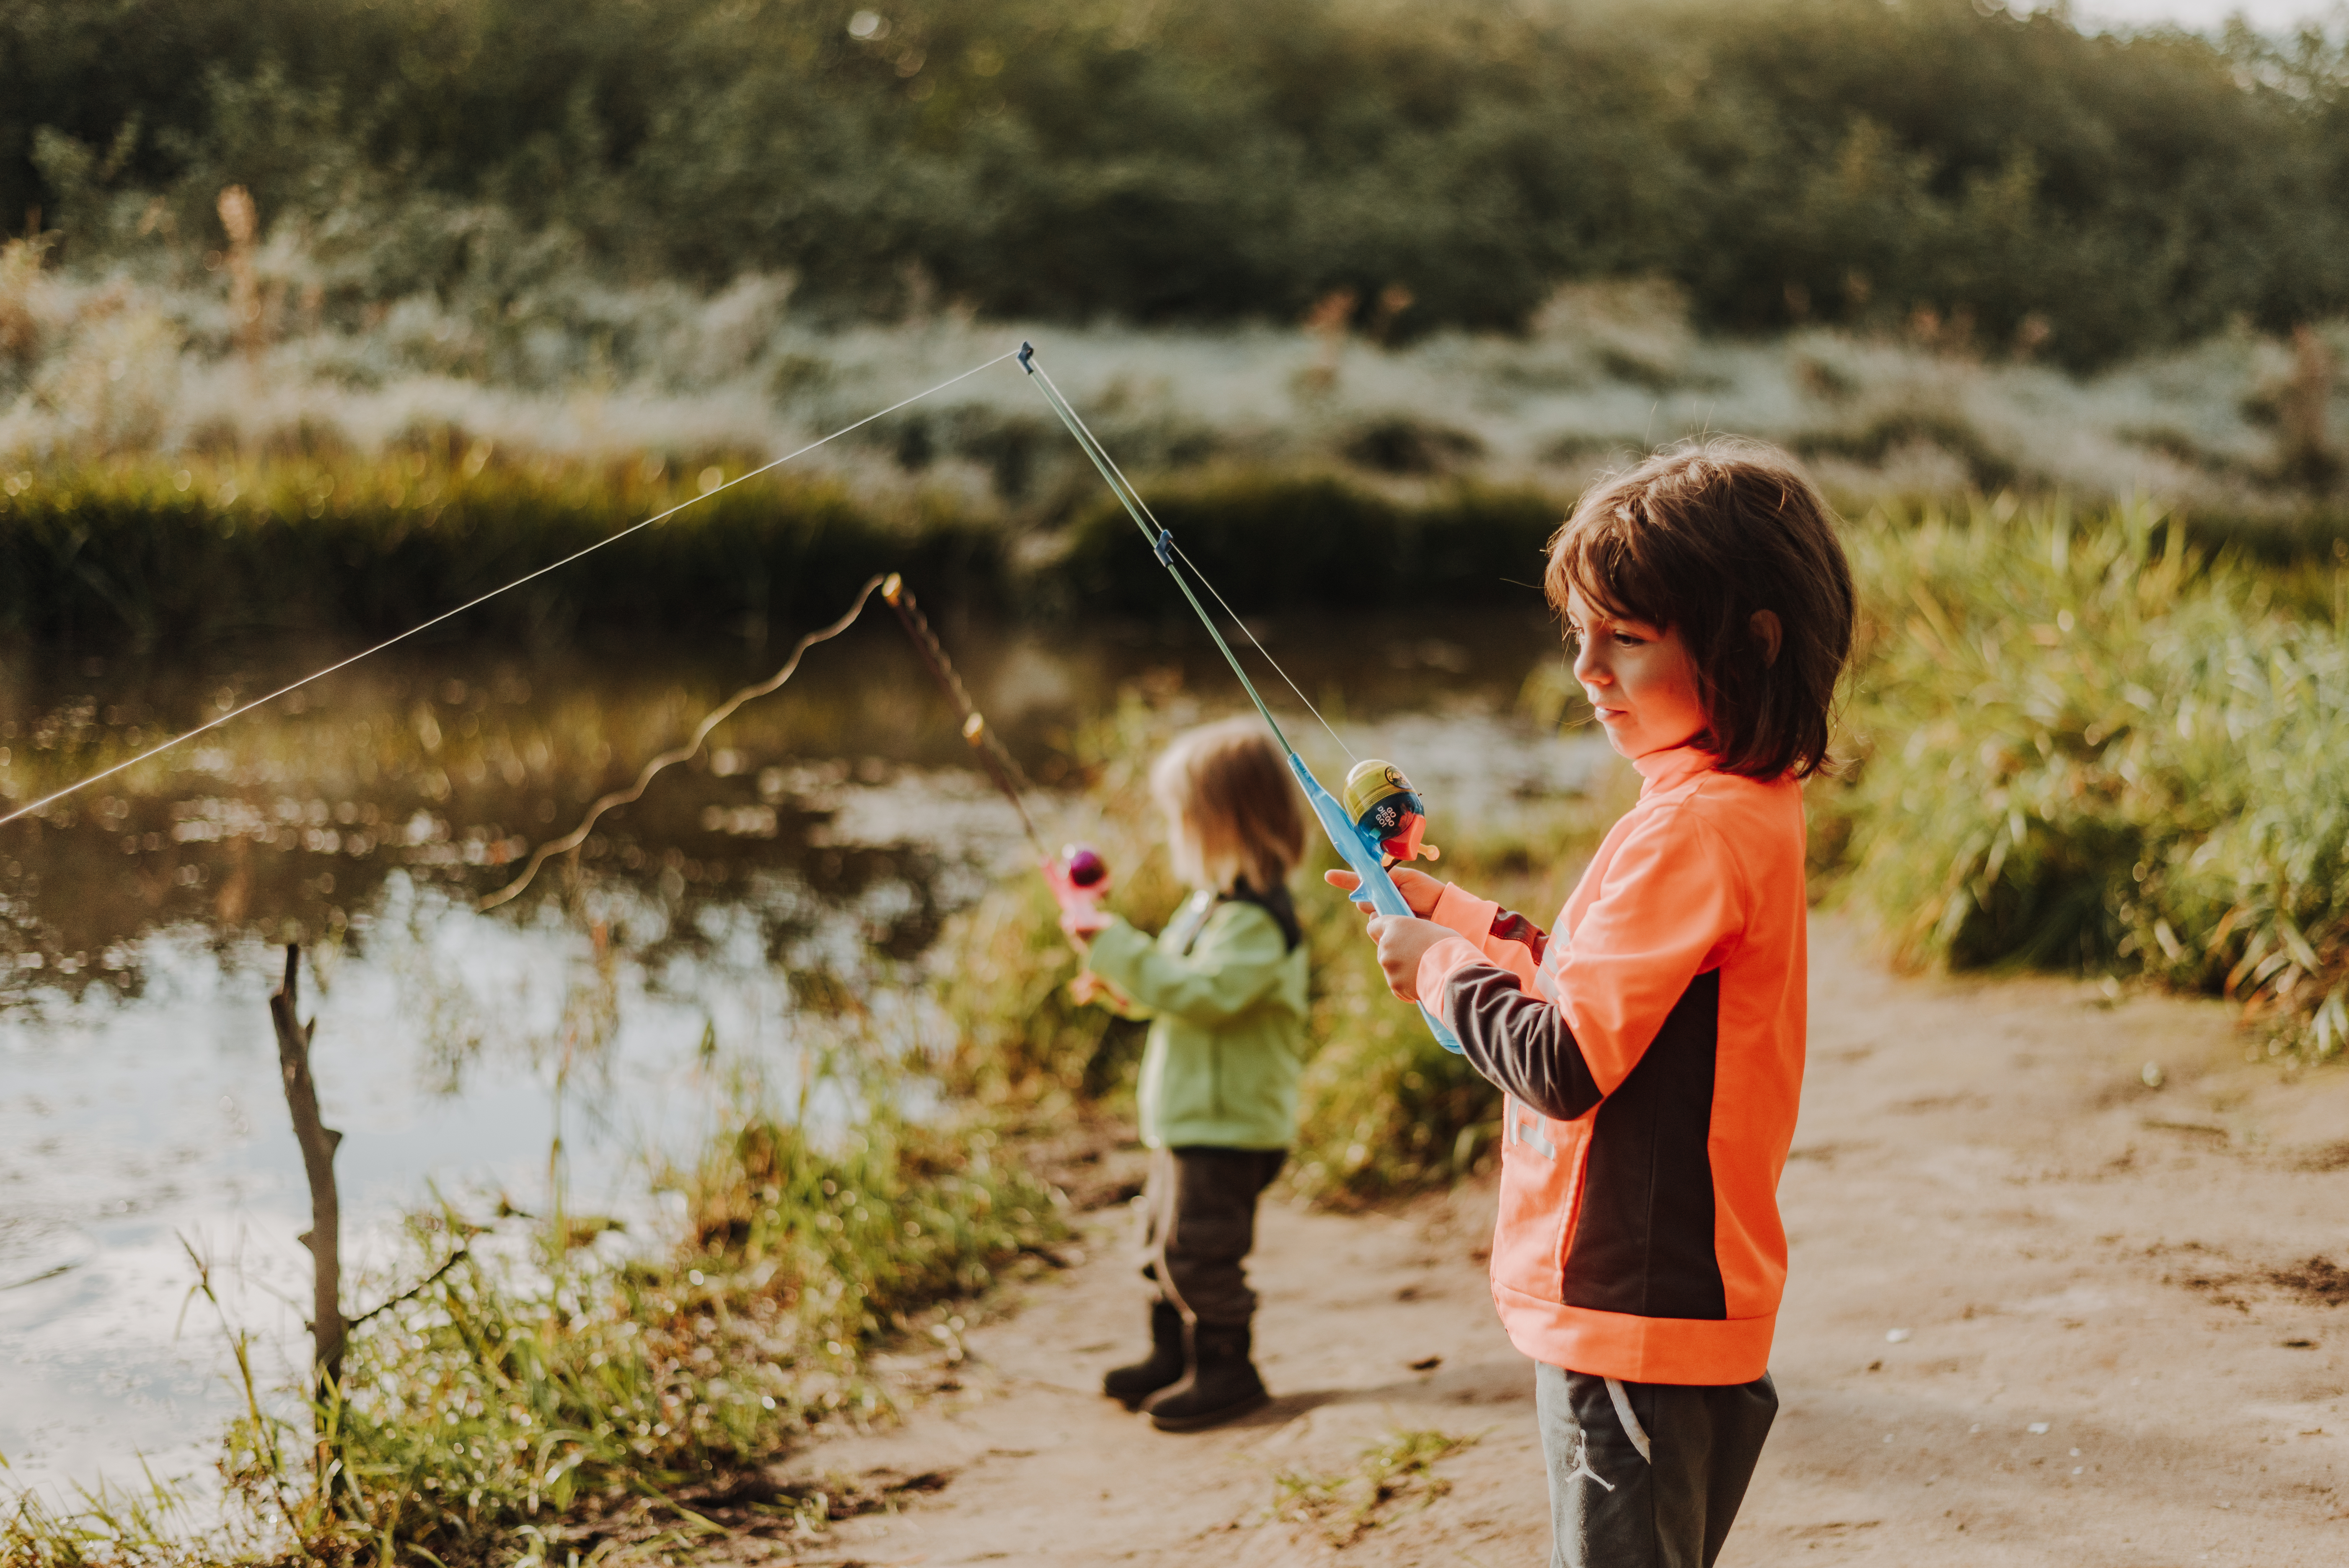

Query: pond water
0 602 1606 1501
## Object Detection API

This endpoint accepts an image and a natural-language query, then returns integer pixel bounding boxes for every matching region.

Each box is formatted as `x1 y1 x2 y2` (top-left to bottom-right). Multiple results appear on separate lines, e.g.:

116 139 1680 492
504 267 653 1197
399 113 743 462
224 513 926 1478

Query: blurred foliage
1829 495 2349 1058
0 449 1001 648
0 455 1575 650
6 0 2349 366
1058 471 1563 617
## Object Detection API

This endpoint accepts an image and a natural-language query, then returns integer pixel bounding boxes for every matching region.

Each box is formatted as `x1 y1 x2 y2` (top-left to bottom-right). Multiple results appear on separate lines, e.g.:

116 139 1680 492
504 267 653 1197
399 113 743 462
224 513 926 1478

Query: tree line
5 0 2346 365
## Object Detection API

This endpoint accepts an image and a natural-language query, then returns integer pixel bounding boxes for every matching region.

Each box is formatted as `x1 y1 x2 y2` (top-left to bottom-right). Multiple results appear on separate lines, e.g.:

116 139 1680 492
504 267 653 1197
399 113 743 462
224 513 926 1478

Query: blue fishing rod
1017 342 1463 1054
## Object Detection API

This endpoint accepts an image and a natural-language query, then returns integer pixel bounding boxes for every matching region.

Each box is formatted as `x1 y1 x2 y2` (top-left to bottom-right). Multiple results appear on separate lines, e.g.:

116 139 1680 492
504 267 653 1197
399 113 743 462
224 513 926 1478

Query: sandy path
758 921 2349 1566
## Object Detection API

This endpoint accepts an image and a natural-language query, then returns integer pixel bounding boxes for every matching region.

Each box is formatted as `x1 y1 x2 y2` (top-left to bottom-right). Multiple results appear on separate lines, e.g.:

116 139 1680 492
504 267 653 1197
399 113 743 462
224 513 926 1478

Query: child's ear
1750 609 1782 667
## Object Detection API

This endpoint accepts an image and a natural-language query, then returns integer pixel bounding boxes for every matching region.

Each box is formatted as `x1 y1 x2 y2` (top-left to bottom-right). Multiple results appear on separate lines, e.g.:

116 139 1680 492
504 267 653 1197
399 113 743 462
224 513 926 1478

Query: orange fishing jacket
1414 743 1806 1386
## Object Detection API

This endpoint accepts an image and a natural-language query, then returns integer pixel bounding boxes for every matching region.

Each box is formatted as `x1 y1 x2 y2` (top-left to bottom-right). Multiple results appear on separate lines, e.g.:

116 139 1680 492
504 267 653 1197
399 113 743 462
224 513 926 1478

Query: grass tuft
1272 1428 1477 1546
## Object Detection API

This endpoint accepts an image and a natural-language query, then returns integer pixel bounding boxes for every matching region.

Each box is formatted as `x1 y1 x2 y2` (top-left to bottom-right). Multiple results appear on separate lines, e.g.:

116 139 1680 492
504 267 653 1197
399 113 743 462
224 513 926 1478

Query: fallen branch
346 1246 471 1330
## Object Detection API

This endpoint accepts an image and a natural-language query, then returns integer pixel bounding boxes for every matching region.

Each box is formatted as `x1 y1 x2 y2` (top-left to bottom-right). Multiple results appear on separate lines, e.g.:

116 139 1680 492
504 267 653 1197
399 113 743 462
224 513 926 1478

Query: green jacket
1085 889 1309 1151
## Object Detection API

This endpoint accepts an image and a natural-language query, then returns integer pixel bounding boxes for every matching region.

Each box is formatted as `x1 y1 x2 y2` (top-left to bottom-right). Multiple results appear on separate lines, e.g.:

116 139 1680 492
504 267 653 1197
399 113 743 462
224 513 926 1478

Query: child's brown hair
1150 717 1306 894
1547 438 1855 780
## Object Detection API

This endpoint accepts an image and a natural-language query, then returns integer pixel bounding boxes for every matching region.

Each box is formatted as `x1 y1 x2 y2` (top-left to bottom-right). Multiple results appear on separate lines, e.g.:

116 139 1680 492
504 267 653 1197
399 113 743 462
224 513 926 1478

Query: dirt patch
543 1466 953 1560
2163 1247 2349 1312
731 921 2349 1567
2269 1257 2349 1307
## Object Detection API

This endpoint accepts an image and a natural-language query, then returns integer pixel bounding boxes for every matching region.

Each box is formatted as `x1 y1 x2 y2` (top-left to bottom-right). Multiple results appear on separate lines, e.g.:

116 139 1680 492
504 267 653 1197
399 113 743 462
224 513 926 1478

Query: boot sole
1147 1389 1270 1433
1105 1384 1179 1412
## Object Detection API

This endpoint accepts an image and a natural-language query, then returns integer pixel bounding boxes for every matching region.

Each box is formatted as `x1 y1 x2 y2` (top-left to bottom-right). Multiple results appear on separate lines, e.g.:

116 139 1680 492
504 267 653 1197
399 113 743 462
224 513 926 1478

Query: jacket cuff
1415 935 1488 1007
1084 919 1152 988
1430 882 1500 943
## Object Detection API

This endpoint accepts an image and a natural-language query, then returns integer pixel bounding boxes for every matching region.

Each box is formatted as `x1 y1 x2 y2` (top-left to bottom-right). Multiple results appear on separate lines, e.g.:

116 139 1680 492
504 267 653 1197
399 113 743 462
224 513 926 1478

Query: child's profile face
1563 586 1707 761
1162 801 1204 886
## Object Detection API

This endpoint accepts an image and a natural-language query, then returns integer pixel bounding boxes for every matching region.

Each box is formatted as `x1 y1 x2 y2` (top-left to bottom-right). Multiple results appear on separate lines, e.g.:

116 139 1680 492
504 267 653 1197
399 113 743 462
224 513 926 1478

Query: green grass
1 1087 1066 1567
1829 495 2349 1057
1272 1428 1477 1546
1054 471 1564 618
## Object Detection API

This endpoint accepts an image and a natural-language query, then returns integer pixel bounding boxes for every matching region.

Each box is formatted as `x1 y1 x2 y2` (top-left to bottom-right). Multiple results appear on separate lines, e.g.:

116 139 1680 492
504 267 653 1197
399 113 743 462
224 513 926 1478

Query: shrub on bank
1831 497 2349 1057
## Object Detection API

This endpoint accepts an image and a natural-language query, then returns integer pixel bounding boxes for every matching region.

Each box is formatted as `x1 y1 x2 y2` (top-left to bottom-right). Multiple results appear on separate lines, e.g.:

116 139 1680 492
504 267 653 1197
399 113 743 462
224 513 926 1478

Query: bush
1830 496 2349 1057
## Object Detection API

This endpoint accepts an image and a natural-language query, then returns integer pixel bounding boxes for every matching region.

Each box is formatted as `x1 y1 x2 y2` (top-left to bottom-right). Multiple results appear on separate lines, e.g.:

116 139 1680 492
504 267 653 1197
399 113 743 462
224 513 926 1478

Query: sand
748 919 2349 1565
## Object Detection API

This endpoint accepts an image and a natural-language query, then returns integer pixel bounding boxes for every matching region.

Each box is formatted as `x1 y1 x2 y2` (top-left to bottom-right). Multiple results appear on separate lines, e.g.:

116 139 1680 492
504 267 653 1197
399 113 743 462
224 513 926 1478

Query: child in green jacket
1064 716 1310 1431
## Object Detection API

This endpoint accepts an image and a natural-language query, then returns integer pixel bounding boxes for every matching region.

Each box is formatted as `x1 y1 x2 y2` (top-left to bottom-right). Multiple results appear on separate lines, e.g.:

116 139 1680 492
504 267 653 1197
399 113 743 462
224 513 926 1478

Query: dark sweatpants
1139 1145 1284 1326
1535 1361 1777 1568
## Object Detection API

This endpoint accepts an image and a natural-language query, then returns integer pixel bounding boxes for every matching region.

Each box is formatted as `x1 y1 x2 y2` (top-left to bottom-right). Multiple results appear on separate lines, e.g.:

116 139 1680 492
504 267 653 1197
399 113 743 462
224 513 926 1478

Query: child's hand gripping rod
1016 342 1463 1053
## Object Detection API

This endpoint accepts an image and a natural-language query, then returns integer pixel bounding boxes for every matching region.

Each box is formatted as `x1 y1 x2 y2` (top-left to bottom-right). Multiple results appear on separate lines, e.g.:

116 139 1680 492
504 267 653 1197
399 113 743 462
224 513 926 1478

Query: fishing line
1019 356 1356 764
0 349 1024 831
880 573 1102 960
1017 356 1284 746
879 573 1050 862
1018 341 1463 1053
476 575 888 911
1169 538 1358 766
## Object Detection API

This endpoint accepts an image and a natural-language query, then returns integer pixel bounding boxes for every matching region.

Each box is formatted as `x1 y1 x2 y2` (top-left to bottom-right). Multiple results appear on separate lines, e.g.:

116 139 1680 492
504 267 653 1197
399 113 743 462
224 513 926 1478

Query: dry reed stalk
216 186 264 365
2282 323 2340 491
0 235 47 367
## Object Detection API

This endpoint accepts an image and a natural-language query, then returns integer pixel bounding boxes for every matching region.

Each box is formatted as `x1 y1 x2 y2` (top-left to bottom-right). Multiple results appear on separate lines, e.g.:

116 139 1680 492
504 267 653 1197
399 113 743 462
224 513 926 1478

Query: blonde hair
1150 717 1306 895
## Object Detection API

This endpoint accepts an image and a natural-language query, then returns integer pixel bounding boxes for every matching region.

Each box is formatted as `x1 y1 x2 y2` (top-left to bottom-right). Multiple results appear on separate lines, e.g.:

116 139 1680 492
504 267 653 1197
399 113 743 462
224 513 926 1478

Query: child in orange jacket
1335 440 1855 1568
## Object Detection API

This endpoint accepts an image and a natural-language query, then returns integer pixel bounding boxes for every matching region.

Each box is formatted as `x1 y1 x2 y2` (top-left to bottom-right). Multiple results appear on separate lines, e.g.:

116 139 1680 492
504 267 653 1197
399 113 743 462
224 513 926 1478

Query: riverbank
734 918 2349 1567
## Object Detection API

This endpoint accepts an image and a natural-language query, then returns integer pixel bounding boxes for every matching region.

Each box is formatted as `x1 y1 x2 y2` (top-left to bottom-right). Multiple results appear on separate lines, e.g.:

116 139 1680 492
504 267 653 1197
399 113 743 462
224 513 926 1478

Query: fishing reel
1340 760 1441 871
1045 842 1113 935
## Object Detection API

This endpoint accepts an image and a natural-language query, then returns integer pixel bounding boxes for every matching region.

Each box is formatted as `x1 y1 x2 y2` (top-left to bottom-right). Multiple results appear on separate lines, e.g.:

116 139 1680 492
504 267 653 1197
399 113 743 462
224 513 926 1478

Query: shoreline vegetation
3 449 2346 653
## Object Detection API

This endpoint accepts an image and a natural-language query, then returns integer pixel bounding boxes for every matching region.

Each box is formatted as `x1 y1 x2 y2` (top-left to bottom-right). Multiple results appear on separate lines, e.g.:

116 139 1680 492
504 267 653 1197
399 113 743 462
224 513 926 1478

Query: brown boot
1102 1298 1187 1409
1144 1320 1268 1431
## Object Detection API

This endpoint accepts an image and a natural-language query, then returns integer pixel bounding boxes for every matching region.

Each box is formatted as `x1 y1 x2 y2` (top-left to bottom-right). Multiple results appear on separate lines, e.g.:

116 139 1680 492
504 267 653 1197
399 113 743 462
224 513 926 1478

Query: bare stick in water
269 944 345 1395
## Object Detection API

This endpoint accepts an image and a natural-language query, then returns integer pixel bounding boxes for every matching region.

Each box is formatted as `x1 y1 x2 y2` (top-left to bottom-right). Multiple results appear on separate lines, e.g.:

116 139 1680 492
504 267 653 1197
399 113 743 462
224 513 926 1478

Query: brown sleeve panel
1439 961 1603 1124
